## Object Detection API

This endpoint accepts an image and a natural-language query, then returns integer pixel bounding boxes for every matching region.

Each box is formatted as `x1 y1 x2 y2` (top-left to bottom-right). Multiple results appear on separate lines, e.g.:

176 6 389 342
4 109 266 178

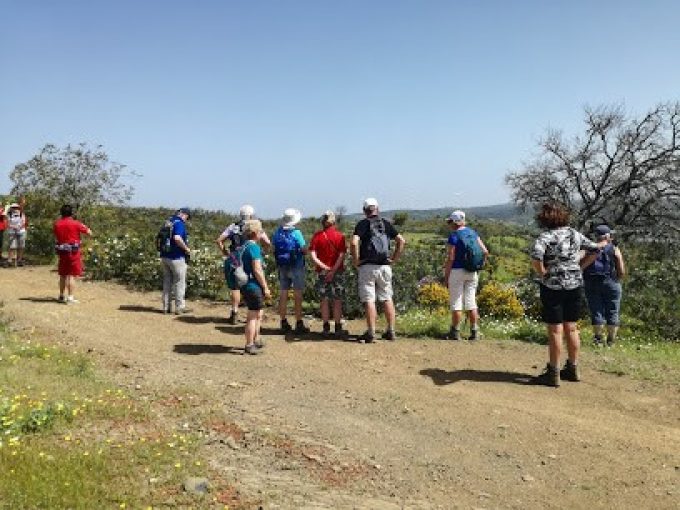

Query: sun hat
8 203 20 209
282 208 302 228
178 207 191 219
446 210 465 224
239 204 255 219
363 197 379 210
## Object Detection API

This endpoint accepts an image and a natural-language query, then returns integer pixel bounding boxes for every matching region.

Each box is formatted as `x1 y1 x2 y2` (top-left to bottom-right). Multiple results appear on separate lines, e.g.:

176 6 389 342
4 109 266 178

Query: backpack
364 217 390 263
156 218 176 255
583 243 617 278
223 241 251 288
458 228 485 272
273 228 300 267
228 221 246 252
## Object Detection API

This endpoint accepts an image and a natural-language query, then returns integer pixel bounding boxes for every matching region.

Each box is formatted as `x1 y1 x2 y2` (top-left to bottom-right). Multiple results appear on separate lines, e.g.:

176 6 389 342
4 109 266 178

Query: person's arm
532 258 546 277
350 234 361 268
252 258 271 298
216 232 229 255
390 234 405 264
309 243 331 271
259 231 272 252
444 244 455 283
477 237 489 261
173 234 191 255
580 251 597 270
614 247 626 279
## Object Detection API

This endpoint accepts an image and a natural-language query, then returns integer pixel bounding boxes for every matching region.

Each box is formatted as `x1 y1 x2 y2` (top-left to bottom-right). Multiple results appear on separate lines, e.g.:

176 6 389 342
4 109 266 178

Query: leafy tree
506 102 680 240
10 143 136 214
392 211 409 227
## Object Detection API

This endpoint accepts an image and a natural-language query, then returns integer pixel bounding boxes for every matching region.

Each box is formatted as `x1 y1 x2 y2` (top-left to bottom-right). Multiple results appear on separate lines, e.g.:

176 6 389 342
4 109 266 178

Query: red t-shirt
309 226 347 272
54 217 89 244
0 210 6 231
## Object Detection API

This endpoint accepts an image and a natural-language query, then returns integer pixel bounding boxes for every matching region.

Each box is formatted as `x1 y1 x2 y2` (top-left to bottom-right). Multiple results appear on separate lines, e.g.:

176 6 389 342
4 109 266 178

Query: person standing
160 207 192 315
7 203 28 267
530 202 605 387
443 210 489 340
581 224 626 347
0 205 6 263
53 204 92 304
239 220 272 355
309 211 348 338
272 208 309 334
217 204 271 324
351 198 406 343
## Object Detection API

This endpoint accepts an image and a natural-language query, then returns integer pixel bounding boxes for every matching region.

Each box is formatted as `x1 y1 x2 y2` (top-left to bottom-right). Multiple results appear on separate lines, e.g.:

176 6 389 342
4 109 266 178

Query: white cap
239 204 255 219
282 208 302 228
363 197 379 209
446 210 465 224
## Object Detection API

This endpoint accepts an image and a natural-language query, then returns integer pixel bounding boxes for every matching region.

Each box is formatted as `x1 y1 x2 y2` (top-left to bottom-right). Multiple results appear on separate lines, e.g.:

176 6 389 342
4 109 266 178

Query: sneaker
357 331 375 344
530 364 560 387
66 296 79 305
254 338 266 349
334 323 349 339
560 360 580 382
175 307 192 315
295 321 310 334
381 330 396 341
228 310 238 325
280 319 292 333
244 344 261 355
468 329 478 341
322 322 331 338
445 328 460 341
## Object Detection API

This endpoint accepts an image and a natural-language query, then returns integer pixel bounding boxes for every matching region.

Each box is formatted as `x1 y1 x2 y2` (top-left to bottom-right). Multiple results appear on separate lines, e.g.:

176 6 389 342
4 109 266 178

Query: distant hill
346 203 533 224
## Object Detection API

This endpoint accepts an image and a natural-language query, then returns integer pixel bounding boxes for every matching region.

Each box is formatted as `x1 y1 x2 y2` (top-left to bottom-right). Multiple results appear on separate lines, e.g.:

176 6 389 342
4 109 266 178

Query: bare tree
506 102 680 239
10 143 136 212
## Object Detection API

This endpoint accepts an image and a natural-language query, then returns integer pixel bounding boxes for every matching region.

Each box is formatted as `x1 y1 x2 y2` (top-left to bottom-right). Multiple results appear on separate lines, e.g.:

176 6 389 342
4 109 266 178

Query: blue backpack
459 229 485 272
583 243 616 278
273 228 300 267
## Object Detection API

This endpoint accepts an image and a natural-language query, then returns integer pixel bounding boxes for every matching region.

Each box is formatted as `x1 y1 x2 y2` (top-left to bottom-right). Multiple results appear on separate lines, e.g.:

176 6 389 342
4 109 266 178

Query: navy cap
178 207 191 219
594 224 613 236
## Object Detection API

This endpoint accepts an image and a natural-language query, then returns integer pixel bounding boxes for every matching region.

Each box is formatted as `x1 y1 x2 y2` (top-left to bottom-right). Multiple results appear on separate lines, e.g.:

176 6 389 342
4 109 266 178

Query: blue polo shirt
161 215 188 260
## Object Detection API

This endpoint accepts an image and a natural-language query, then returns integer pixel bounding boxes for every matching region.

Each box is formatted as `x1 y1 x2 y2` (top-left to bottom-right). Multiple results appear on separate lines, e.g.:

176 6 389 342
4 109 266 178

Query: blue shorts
278 265 306 291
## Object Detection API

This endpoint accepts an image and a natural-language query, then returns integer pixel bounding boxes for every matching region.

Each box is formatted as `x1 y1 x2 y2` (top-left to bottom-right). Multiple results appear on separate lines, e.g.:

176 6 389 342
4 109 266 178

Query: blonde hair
243 219 262 237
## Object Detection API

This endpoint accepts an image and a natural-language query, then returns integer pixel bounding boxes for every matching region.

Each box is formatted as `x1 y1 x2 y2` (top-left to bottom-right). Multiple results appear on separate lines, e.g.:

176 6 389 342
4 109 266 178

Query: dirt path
1 266 679 509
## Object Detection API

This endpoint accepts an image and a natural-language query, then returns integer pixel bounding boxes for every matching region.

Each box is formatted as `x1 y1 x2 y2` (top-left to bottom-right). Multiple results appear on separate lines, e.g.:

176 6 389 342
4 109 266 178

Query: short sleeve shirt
241 241 263 291
447 226 479 269
309 226 347 272
531 226 598 290
353 216 399 265
272 227 306 268
162 215 188 260
54 217 89 245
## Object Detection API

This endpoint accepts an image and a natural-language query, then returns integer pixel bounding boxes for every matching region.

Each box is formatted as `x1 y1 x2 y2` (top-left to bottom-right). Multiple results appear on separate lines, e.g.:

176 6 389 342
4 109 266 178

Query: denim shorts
278 265 306 291
584 277 622 326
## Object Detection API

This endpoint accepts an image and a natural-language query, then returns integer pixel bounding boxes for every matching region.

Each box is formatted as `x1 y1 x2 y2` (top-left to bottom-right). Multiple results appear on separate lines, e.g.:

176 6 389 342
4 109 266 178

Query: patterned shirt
531 227 598 290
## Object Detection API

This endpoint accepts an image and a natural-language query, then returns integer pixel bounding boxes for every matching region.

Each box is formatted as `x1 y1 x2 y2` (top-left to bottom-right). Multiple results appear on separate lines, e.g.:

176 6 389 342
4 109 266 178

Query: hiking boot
560 360 580 382
381 330 396 341
530 364 560 387
295 320 310 335
445 328 460 341
357 331 375 344
606 336 616 347
334 323 349 339
228 310 238 325
254 338 266 349
322 322 331 338
468 329 479 341
593 335 603 346
244 344 261 355
58 295 66 304
280 319 292 333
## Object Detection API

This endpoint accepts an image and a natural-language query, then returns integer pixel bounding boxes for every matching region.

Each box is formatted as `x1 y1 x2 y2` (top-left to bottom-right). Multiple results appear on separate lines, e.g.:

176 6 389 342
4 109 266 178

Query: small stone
183 477 210 495
227 382 241 388
373 464 382 470
522 474 535 482
547 454 557 459
134 384 142 390
224 436 240 450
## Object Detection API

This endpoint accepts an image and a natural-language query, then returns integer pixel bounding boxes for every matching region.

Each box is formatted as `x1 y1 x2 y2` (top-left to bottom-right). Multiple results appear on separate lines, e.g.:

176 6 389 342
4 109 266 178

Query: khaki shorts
8 230 26 250
358 264 393 303
448 269 479 311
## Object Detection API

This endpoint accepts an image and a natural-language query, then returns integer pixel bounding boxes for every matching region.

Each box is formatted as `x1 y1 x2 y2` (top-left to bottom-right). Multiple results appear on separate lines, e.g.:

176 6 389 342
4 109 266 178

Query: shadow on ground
419 368 532 386
173 343 244 355
19 297 62 304
118 304 165 314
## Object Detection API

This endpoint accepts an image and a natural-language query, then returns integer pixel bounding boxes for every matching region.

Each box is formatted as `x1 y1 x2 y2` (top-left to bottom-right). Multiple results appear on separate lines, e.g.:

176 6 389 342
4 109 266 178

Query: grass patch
0 324 242 509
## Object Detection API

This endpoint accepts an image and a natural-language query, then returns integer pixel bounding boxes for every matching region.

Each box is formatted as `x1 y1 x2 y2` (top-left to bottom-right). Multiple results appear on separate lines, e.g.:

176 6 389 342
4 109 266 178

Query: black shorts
242 286 265 311
540 286 582 324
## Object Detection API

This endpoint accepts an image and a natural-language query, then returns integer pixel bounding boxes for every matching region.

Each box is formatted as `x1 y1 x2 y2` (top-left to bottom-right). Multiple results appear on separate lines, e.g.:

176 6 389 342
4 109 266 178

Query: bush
478 281 524 320
417 281 449 311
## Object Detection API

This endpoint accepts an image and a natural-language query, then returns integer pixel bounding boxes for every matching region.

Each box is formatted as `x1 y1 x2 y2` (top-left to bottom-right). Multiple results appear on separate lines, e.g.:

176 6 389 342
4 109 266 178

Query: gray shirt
531 227 598 290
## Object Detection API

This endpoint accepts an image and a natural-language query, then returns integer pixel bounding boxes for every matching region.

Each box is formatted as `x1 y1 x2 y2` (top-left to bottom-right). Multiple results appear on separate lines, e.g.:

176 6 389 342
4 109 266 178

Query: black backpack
229 221 246 252
156 218 176 255
364 217 390 263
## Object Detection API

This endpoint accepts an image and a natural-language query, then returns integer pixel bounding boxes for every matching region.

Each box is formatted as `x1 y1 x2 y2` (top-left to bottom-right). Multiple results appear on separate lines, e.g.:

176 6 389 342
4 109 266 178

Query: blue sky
1 0 678 218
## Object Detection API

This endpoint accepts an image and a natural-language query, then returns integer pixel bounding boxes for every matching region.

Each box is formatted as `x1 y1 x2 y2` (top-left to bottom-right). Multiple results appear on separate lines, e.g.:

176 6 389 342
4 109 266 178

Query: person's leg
584 279 605 344
245 310 259 346
293 289 303 322
357 265 377 341
66 276 75 298
564 321 580 363
448 270 464 339
364 301 377 334
278 269 291 328
332 298 343 324
254 309 265 347
59 276 67 299
375 266 395 336
467 309 480 339
463 272 480 339
161 259 172 312
547 323 563 368
604 279 622 346
230 289 240 316
176 259 187 310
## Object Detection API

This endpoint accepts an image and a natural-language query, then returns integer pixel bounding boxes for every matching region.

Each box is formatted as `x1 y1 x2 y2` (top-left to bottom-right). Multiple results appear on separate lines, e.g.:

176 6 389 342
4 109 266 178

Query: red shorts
58 252 83 276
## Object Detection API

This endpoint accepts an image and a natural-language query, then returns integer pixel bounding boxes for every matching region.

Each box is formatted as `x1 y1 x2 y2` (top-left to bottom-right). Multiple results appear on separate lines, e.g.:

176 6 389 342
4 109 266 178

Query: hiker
530 202 606 387
581 224 626 347
53 204 92 304
309 211 348 338
6 203 28 267
350 198 405 343
239 219 272 355
0 205 6 263
272 208 310 334
217 204 271 324
159 207 192 315
443 210 489 340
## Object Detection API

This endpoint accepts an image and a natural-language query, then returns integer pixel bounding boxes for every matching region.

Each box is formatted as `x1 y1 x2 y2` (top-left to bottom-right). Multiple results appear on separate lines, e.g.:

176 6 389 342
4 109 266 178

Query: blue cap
178 207 191 219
